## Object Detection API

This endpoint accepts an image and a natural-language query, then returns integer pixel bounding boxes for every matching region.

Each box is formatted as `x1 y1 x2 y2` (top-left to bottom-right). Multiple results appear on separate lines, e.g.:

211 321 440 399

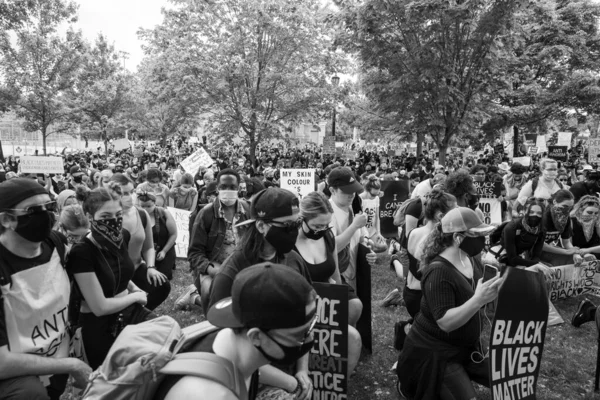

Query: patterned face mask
91 217 123 253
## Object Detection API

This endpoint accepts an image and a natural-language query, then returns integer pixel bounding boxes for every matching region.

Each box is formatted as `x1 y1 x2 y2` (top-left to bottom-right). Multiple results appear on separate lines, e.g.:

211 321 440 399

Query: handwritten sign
113 138 131 151
279 169 315 199
557 131 572 148
527 146 538 155
379 180 410 238
133 146 143 158
180 147 213 176
20 156 64 174
474 180 502 224
167 207 191 258
547 145 567 162
490 268 548 400
588 139 600 164
309 283 348 400
546 261 600 301
323 137 336 155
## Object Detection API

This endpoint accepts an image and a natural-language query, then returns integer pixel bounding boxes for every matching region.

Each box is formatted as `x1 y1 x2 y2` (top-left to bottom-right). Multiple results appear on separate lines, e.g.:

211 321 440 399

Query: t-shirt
414 256 482 348
67 231 135 298
400 198 423 248
544 210 572 245
517 179 561 206
361 197 380 239
0 232 67 347
501 219 544 267
411 179 433 200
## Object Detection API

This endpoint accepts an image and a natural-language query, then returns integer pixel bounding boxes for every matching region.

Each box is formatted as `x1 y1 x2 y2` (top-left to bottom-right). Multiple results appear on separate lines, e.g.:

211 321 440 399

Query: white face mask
219 190 238 206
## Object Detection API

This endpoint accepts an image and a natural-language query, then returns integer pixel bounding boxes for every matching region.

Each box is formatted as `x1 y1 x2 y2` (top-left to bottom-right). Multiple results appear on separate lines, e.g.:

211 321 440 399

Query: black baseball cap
327 167 363 194
207 263 315 329
69 165 84 177
236 187 299 226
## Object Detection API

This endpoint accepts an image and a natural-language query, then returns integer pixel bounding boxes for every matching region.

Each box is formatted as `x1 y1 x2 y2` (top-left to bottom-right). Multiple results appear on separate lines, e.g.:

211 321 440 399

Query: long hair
238 222 267 264
572 195 600 221
420 223 455 270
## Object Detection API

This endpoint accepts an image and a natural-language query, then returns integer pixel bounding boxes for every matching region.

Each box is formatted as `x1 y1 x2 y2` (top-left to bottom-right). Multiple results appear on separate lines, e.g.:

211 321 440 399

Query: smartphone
483 264 500 282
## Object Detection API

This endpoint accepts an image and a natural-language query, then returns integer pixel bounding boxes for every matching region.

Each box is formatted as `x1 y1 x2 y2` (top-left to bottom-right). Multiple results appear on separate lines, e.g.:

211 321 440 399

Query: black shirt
501 219 544 267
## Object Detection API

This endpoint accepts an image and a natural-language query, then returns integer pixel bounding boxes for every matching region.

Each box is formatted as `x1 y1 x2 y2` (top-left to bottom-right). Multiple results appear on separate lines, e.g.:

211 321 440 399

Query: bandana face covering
550 205 570 233
91 217 123 253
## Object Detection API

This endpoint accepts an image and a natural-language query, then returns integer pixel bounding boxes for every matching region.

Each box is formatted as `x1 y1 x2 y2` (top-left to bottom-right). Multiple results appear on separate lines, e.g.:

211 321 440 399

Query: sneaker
382 288 404 307
175 284 199 311
571 298 596 327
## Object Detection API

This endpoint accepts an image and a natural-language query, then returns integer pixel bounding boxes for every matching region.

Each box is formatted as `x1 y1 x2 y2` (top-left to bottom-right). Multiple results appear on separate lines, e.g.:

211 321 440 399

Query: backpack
489 221 510 246
393 197 423 227
81 315 248 400
531 177 563 194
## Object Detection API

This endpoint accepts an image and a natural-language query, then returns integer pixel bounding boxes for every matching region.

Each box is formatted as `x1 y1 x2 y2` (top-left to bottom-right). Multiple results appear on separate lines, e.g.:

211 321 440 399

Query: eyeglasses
5 201 57 215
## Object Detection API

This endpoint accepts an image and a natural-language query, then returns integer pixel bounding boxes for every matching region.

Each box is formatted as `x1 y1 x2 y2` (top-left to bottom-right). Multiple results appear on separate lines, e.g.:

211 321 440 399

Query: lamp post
331 75 340 138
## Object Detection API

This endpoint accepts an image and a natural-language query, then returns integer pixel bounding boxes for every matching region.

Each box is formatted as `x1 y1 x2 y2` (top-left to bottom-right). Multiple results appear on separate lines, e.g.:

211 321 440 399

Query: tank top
125 208 147 267
296 230 337 283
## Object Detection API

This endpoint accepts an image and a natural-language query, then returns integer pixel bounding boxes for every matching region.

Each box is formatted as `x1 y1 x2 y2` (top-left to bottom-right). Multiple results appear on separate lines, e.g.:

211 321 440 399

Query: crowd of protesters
2 134 600 399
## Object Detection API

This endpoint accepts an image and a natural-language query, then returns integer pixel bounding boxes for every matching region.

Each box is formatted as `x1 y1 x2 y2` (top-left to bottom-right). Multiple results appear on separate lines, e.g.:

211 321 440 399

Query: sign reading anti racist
167 207 191 258
490 268 548 400
20 156 65 174
309 283 348 400
180 147 214 176
547 145 568 162
588 139 600 164
379 180 410 238
474 180 503 224
546 260 600 301
280 169 315 199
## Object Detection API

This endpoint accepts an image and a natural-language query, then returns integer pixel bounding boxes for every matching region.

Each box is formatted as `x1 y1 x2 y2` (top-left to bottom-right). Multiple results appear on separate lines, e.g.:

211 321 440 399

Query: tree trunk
438 144 447 165
42 127 47 156
416 132 424 156
249 134 257 167
513 125 519 158
103 129 109 155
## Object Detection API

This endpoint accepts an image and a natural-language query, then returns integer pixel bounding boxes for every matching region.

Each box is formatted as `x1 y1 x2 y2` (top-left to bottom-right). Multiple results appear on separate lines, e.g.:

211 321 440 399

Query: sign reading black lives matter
309 283 348 400
474 180 503 224
547 145 568 162
379 180 410 238
490 268 548 400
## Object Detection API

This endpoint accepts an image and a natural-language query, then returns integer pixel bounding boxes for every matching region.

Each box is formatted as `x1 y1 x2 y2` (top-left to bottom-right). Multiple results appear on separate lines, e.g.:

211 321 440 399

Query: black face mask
467 193 479 210
303 222 330 241
15 210 53 243
73 176 83 184
528 216 542 227
255 332 314 366
265 225 298 255
459 236 486 257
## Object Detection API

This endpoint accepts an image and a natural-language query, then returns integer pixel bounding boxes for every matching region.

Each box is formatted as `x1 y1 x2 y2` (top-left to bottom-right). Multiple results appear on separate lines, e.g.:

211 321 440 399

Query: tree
68 34 133 154
0 0 83 155
336 0 524 163
482 0 600 154
139 0 342 164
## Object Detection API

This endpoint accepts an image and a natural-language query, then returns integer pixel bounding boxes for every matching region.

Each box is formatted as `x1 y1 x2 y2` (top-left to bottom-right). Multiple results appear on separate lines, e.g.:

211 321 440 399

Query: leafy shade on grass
63 257 600 399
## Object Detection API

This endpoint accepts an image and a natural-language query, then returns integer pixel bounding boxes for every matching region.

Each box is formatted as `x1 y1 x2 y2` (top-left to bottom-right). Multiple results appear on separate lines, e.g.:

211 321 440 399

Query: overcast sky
73 0 167 70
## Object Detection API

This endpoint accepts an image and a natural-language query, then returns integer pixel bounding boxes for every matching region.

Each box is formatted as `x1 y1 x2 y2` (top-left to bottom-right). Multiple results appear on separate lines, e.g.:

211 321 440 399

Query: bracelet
147 265 156 269
289 377 302 395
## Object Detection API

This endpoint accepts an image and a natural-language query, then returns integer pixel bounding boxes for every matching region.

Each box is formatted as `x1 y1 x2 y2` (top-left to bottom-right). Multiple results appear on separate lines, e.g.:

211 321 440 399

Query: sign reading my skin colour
279 169 315 199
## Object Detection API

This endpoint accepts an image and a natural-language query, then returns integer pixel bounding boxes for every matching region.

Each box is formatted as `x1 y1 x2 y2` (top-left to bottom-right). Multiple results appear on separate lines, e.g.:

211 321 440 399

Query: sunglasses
6 201 57 215
270 300 319 346
268 218 303 230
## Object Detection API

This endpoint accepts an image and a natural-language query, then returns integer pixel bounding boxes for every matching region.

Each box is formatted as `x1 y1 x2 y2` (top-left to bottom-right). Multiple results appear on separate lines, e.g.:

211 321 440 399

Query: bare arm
0 346 89 383
74 273 143 316
161 208 178 253
141 209 156 266
258 365 297 392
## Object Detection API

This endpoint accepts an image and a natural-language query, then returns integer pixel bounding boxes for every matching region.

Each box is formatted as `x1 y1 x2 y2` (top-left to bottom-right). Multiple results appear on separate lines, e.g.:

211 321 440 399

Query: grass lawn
62 255 600 399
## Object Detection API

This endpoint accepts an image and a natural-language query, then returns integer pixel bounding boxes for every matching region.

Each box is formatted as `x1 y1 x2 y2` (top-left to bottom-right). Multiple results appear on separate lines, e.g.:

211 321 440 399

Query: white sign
167 207 191 258
113 138 131 151
557 131 572 148
180 148 213 176
20 156 64 174
588 139 600 164
547 261 600 302
536 135 548 153
280 169 315 199
512 156 531 167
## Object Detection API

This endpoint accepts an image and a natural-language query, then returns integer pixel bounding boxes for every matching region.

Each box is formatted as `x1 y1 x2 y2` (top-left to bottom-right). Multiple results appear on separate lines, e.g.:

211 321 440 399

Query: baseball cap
0 178 48 211
441 207 494 237
69 165 84 177
583 165 594 171
327 167 364 194
236 187 299 226
208 263 315 329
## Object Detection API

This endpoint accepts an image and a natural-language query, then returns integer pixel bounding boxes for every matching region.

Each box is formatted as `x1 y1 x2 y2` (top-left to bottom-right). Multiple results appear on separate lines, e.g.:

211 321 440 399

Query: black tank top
296 229 337 282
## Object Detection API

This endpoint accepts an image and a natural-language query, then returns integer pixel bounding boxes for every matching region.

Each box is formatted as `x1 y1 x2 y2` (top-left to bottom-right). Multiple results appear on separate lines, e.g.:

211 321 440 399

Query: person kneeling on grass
155 263 317 400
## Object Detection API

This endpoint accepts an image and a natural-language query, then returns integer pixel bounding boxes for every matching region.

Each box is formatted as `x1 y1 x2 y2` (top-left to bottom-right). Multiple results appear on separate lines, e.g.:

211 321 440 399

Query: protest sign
343 150 357 160
524 134 537 145
379 180 411 238
279 169 315 198
527 146 538 155
357 243 373 353
588 139 600 164
547 145 568 162
474 180 503 224
557 131 572 148
323 137 335 155
536 135 548 153
494 143 505 155
133 146 143 158
490 268 548 400
113 138 131 151
167 207 191 258
395 149 403 156
310 283 348 400
20 156 64 174
546 260 600 301
512 156 531 167
548 302 564 327
180 147 213 176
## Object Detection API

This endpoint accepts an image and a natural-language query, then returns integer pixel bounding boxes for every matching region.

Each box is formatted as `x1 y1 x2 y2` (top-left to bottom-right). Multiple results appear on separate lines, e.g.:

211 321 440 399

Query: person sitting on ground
155 263 318 400
539 189 579 266
570 195 600 261
183 169 250 312
0 179 92 399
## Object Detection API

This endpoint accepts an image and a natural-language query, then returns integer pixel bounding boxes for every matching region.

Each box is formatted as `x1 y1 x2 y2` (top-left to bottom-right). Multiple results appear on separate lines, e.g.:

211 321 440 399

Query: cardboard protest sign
323 137 335 155
180 147 213 176
557 131 572 148
490 267 548 400
527 146 538 155
279 169 315 199
494 144 505 154
512 156 531 167
356 243 373 353
546 260 600 301
588 139 600 164
309 283 349 400
379 180 411 238
113 138 131 151
547 146 568 162
474 180 503 224
20 156 64 174
548 302 564 327
536 135 548 153
167 207 191 258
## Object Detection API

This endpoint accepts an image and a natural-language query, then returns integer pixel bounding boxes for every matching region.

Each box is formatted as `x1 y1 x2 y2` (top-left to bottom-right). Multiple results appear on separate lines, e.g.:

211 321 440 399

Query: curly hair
81 183 122 217
444 171 475 198
420 223 455 270
423 189 456 222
